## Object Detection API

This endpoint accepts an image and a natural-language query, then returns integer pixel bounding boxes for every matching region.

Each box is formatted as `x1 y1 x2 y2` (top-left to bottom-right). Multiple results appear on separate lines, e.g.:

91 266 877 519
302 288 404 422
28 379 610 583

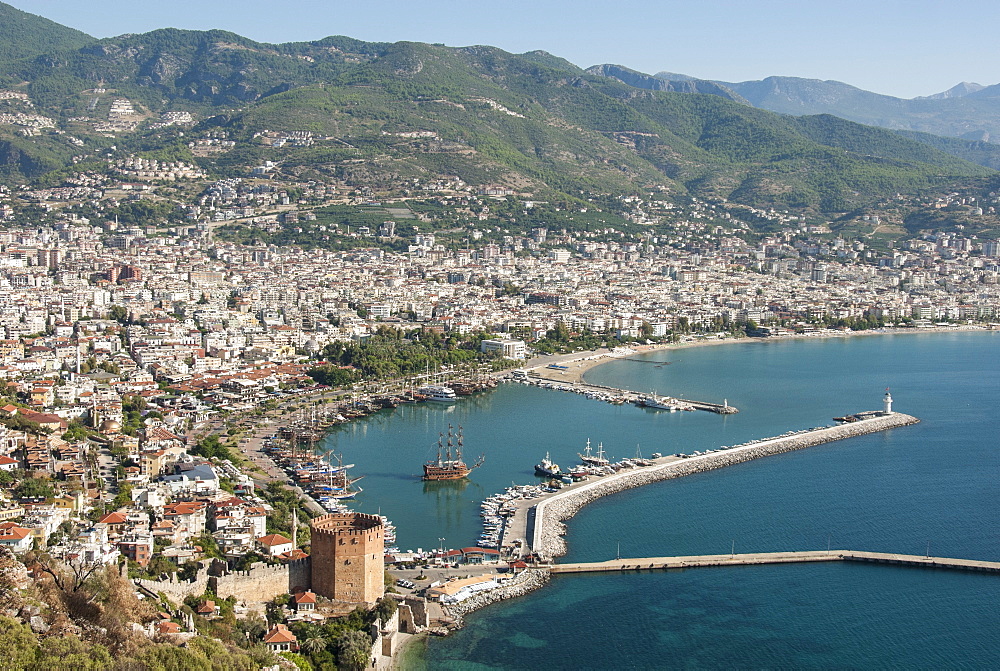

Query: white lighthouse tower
882 389 893 415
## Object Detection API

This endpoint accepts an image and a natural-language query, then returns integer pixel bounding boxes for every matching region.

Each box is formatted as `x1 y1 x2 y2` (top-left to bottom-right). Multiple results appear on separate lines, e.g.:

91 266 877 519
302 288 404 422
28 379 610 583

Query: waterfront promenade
503 411 920 560
548 551 1000 574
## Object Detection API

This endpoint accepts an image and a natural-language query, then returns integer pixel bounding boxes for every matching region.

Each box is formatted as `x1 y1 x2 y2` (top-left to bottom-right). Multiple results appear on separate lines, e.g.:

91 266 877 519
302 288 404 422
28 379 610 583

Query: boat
637 392 694 412
578 439 609 466
311 452 364 499
534 452 561 477
417 385 458 402
423 424 484 480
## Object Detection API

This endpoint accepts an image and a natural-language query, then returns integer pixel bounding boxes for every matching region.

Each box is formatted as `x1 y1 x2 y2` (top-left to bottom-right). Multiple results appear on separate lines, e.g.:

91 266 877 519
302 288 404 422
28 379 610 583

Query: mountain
0 15 993 214
0 2 94 65
711 75 1000 144
587 64 748 103
916 82 985 100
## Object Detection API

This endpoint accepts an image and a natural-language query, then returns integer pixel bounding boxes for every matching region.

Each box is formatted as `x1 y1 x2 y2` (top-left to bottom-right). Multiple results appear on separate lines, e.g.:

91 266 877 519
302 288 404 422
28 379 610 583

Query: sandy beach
525 325 992 386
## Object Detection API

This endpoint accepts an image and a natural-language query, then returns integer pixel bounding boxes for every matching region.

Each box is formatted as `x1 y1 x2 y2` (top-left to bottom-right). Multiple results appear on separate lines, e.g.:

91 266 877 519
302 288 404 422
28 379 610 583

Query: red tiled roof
263 624 297 644
293 591 316 604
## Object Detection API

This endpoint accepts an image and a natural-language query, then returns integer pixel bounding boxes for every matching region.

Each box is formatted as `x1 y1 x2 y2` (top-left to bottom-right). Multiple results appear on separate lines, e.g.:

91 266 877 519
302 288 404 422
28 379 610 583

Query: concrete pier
548 551 1000 575
525 371 740 414
520 411 919 560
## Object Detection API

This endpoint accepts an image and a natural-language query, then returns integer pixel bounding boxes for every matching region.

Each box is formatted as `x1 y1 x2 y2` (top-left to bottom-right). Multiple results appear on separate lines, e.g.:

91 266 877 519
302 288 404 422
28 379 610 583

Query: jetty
548 551 1000 575
518 372 739 414
504 410 919 560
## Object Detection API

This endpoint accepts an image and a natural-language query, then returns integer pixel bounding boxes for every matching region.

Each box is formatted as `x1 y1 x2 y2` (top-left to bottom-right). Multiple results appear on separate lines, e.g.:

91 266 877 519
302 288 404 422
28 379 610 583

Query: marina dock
520 372 739 414
523 347 740 414
498 410 921 560
548 551 1000 574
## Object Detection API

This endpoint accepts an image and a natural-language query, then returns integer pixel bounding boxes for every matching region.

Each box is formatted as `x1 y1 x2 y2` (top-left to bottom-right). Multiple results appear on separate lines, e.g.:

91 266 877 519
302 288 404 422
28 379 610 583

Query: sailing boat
323 452 364 499
422 424 484 480
578 438 609 466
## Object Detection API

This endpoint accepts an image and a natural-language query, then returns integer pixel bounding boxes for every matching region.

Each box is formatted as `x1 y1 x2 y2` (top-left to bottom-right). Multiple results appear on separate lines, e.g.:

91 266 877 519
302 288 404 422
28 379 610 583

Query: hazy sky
10 0 999 98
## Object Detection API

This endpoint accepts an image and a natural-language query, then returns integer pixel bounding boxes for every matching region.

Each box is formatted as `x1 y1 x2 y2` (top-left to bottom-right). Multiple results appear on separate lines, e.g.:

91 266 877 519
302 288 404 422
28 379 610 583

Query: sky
9 0 999 99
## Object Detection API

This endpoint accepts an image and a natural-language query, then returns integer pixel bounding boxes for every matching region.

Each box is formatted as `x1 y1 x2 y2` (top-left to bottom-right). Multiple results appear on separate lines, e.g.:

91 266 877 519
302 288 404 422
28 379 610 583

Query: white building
480 338 526 360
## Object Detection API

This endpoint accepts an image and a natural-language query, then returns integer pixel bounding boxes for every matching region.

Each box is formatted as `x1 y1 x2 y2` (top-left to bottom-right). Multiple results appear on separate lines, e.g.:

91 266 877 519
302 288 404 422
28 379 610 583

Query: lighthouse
882 389 893 415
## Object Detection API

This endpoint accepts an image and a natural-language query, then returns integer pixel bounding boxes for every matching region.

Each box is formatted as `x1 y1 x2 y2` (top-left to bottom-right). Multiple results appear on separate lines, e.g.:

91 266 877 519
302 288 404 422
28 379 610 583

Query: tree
335 630 372 671
299 629 328 656
0 616 38 670
29 547 104 594
15 477 54 500
108 305 130 325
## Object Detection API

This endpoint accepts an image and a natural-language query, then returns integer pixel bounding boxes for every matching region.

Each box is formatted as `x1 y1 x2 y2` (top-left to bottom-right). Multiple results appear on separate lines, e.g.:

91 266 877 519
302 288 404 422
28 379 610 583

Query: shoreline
526 325 993 388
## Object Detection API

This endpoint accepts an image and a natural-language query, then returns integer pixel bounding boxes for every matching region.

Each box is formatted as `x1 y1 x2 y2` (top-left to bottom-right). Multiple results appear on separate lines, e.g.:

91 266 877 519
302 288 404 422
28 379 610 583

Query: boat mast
446 424 454 463
456 425 464 462
437 433 444 467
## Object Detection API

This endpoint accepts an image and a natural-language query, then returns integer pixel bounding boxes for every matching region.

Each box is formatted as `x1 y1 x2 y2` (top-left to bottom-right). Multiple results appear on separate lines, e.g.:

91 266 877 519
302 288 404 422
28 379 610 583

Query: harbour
484 408 920 560
414 332 1000 669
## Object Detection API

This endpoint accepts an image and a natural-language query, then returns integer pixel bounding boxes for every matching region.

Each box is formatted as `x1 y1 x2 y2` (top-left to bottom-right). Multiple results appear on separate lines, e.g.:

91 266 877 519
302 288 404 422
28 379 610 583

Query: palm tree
299 631 327 656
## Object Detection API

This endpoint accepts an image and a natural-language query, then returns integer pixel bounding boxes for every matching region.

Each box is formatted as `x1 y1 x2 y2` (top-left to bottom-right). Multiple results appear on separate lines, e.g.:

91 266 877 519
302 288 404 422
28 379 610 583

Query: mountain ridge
0 2 993 218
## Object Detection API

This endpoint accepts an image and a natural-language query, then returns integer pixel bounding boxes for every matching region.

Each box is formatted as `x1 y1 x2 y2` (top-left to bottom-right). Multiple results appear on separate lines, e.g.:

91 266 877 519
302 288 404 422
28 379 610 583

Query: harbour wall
530 412 920 560
548 550 1000 574
442 569 549 626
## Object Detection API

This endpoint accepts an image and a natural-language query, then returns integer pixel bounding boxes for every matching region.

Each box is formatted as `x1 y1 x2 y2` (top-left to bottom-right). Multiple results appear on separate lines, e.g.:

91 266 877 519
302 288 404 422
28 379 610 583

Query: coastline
526 325 992 388
399 328 994 669
410 409 920 660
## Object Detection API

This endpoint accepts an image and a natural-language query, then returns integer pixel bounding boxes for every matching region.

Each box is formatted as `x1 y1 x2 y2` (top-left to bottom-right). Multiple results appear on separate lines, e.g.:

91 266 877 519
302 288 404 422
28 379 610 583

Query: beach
525 325 991 386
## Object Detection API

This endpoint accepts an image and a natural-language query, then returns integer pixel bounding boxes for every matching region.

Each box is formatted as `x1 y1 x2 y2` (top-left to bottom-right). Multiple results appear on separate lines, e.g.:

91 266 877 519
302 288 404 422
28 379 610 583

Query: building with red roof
262 623 297 652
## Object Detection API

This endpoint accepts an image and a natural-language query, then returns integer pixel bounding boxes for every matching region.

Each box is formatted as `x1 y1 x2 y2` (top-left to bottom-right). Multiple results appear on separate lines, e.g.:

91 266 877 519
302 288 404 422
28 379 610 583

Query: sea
319 330 1000 669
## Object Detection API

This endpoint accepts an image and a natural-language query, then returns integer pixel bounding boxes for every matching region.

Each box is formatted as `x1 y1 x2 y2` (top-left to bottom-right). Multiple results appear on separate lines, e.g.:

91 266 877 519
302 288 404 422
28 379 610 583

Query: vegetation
0 3 94 65
0 23 994 213
284 598 396 670
311 326 512 384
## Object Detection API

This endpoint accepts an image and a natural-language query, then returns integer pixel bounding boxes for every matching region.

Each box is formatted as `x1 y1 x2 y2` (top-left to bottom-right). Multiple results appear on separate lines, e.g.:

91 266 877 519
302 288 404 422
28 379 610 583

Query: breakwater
530 412 919 559
549 550 1000 574
443 569 549 625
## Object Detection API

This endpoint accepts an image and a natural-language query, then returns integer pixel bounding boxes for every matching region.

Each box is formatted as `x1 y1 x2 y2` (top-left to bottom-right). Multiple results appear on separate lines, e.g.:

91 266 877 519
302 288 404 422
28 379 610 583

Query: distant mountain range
0 1 998 217
587 66 1000 144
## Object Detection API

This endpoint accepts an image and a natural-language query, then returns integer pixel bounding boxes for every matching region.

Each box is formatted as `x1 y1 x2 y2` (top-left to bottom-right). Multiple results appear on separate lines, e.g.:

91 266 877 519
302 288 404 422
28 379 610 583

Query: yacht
417 384 458 402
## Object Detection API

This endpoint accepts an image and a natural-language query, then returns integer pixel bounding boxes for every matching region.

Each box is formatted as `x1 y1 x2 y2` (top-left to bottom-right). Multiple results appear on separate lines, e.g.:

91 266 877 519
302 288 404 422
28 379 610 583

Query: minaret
883 389 893 415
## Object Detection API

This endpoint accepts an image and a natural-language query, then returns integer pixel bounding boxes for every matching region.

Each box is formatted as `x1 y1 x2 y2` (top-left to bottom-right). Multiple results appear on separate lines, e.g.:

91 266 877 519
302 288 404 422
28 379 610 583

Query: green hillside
0 2 94 65
0 18 994 213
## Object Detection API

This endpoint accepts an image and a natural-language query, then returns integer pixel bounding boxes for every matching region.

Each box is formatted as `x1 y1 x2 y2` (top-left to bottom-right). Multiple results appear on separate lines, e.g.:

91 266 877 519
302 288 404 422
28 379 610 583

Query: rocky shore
533 412 920 559
442 569 550 626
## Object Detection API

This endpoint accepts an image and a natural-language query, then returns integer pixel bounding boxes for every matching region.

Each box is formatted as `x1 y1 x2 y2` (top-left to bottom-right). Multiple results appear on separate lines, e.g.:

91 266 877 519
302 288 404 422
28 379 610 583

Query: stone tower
883 389 893 415
310 512 384 605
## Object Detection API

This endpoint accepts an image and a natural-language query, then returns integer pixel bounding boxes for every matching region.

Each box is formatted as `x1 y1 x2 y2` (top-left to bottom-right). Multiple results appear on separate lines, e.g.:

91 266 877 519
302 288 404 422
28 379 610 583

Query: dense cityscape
0 2 999 668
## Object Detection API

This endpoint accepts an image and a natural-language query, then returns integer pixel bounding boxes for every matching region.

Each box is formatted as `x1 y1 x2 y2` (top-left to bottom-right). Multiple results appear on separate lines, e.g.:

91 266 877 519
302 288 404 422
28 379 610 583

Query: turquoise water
322 331 1000 667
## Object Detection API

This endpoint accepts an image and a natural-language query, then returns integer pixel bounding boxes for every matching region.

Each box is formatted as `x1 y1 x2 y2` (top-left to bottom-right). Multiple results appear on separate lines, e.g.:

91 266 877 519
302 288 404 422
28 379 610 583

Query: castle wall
136 557 310 605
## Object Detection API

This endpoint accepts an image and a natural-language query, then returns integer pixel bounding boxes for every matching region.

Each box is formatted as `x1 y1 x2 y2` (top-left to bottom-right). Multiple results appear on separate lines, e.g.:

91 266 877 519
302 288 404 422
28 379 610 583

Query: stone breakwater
532 412 919 560
443 569 549 625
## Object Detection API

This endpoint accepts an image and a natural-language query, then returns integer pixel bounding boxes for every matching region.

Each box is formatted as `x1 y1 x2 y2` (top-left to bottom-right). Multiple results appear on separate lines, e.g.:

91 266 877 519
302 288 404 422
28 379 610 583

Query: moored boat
417 385 458 402
578 438 609 466
534 452 561 477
